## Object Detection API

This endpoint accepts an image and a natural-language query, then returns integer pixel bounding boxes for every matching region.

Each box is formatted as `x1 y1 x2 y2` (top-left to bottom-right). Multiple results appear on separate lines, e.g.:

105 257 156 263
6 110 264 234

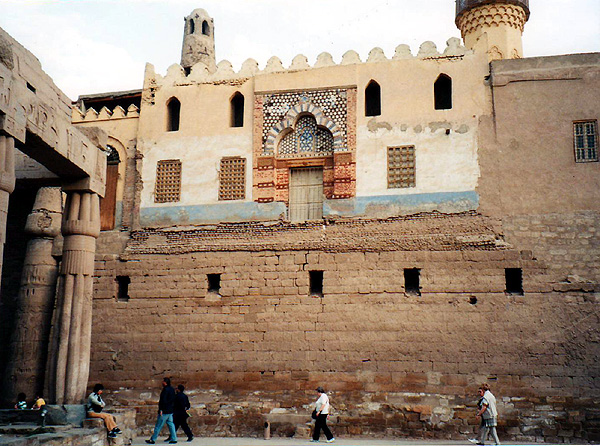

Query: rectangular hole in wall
309 271 323 296
404 268 421 296
505 268 523 295
116 276 130 302
208 274 221 293
26 82 36 94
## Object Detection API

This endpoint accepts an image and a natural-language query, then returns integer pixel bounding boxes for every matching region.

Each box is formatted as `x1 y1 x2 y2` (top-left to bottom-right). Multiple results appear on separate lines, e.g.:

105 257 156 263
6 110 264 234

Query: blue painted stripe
139 191 478 226
140 201 287 226
324 191 479 217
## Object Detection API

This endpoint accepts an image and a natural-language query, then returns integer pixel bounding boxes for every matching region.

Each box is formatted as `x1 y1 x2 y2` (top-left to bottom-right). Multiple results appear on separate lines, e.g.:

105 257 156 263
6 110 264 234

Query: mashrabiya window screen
219 157 246 200
388 146 416 188
154 159 182 203
574 120 598 162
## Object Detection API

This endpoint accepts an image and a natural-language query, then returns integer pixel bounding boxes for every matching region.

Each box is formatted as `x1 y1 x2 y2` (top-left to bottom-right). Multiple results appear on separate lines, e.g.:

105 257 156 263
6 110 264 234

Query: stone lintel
0 26 107 195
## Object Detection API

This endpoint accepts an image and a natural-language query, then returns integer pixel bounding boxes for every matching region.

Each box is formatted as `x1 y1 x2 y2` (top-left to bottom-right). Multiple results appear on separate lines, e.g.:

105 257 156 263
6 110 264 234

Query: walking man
173 385 194 442
146 377 177 444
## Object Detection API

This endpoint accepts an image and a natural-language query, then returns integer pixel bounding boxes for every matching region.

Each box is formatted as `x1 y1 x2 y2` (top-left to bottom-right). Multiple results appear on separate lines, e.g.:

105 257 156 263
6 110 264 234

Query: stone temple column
46 191 100 404
3 187 62 403
0 135 16 279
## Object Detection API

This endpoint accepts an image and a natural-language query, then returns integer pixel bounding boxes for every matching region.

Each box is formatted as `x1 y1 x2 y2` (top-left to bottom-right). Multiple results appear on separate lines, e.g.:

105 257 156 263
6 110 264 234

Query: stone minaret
455 0 530 61
180 8 216 74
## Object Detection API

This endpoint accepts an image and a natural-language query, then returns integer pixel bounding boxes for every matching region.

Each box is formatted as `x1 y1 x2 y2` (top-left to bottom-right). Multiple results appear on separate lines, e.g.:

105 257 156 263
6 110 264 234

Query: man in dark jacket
146 377 177 444
173 385 193 442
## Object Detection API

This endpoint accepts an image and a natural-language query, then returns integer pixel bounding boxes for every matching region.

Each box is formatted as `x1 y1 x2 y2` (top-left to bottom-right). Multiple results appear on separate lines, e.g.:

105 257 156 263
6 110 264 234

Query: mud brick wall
89 214 599 443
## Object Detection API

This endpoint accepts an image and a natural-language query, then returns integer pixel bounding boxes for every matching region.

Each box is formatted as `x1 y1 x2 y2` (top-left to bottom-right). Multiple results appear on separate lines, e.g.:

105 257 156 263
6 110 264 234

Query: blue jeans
150 413 177 442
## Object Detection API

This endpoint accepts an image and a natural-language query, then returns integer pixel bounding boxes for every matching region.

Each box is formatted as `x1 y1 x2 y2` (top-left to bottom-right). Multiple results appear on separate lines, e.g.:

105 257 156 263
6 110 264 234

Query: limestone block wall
89 213 599 442
503 211 600 284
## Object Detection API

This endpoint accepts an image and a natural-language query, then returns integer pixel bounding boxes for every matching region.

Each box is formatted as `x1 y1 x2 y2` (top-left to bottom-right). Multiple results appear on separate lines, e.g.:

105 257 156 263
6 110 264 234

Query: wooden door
289 168 323 222
100 163 118 230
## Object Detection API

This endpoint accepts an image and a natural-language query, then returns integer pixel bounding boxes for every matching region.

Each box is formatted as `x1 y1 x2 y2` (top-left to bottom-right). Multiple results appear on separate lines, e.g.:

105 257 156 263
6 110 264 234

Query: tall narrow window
219 157 246 200
155 159 182 203
202 20 210 36
574 120 598 162
434 74 452 110
166 97 181 132
309 271 324 296
230 92 244 127
505 268 523 295
189 19 195 34
116 276 130 302
365 80 381 117
388 146 416 188
208 274 221 293
404 268 421 296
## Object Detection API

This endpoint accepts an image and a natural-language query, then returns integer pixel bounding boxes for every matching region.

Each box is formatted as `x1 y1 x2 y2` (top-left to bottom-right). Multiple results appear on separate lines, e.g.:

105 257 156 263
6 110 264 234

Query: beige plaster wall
478 54 600 216
138 79 255 208
138 47 490 211
352 53 489 197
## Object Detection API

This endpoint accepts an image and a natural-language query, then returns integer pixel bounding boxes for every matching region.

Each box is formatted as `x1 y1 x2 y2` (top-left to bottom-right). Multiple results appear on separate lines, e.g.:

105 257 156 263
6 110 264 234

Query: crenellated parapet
72 103 140 123
145 38 470 89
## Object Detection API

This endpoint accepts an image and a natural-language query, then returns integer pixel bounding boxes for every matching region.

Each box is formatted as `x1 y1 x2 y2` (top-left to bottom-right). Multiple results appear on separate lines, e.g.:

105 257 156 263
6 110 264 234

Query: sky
0 0 599 100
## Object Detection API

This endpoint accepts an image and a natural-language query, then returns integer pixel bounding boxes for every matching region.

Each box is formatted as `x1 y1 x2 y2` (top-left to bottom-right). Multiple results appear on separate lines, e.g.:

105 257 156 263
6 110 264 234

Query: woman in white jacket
311 387 335 443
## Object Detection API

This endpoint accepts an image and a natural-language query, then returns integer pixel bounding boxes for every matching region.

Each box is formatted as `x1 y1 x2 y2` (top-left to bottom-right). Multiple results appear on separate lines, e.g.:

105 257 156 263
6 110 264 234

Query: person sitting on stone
87 383 122 439
32 394 45 410
15 393 27 410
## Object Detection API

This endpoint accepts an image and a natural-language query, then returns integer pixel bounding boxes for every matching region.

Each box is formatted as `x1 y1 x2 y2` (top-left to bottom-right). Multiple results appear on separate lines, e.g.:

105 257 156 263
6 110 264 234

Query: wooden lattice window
388 146 416 188
574 120 598 162
155 159 182 203
219 157 246 200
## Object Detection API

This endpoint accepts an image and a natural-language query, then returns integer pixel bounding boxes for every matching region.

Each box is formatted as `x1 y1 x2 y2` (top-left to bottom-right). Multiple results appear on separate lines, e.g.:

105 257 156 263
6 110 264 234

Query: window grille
154 159 182 203
388 146 416 188
219 157 246 200
574 120 598 162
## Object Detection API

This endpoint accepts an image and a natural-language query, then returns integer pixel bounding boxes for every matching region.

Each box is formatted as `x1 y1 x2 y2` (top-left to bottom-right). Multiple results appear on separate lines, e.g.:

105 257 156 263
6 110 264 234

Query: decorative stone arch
274 113 335 158
264 102 344 155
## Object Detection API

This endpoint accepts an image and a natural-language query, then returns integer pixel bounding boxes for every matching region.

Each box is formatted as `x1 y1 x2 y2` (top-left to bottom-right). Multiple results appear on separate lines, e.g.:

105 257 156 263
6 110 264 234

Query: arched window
278 114 334 158
365 80 381 117
230 92 244 128
434 74 452 110
166 97 181 132
202 20 210 36
189 19 195 34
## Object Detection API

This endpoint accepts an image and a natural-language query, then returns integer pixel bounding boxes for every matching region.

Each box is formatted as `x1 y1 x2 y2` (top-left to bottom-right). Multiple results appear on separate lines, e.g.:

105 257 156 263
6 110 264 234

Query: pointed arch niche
254 96 357 208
